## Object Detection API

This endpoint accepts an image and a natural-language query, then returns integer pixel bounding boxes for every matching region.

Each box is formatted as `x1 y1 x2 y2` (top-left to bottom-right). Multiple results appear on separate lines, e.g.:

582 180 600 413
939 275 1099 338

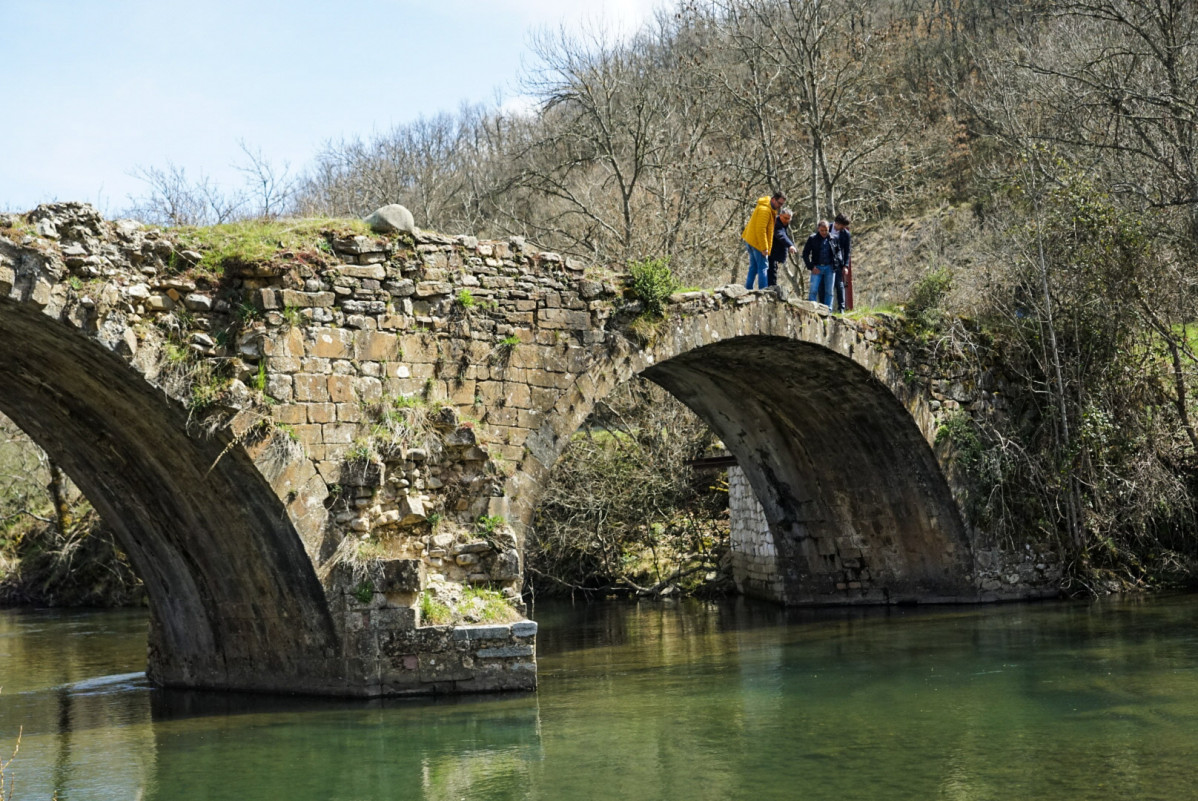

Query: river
2 595 1198 800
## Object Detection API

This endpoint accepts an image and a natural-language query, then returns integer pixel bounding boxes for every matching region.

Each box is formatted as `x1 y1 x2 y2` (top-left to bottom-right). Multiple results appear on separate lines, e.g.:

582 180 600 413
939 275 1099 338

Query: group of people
740 191 852 313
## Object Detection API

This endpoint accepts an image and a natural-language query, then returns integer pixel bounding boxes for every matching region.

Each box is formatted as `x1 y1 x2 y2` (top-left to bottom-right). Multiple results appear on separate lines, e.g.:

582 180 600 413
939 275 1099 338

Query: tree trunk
47 462 72 539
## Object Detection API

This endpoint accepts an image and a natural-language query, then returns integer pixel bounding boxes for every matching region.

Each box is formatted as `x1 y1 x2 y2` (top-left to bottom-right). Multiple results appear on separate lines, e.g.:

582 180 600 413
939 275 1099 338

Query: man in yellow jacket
742 191 786 289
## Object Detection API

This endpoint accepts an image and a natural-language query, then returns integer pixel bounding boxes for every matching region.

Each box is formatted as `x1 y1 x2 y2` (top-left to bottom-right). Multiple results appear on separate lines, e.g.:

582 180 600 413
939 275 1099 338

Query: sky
0 0 664 215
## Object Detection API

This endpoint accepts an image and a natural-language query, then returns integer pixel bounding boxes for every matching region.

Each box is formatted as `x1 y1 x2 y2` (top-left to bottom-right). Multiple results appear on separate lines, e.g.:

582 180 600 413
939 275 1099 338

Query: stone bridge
0 203 1052 697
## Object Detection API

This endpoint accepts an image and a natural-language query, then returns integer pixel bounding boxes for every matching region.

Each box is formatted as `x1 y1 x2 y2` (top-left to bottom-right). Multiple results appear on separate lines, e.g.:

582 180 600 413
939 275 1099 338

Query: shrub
628 257 680 317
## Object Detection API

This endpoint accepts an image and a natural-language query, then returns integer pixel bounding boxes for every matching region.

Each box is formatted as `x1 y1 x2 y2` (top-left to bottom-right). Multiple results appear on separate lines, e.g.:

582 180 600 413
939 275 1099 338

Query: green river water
3 595 1198 800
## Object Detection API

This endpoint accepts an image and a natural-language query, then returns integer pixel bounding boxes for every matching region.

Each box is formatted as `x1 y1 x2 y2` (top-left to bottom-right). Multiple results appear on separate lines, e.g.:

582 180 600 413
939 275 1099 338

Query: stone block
453 541 493 555
353 376 383 403
449 380 477 406
291 424 323 451
376 559 422 593
486 407 520 427
503 382 532 409
265 374 293 402
340 459 383 487
355 330 399 361
452 625 512 641
281 290 336 308
491 549 520 581
310 328 355 359
272 404 308 426
418 653 474 683
511 621 538 638
398 494 425 523
339 264 387 280
475 645 535 659
307 403 336 424
293 374 327 402
536 308 590 330
323 423 358 445
415 281 452 297
327 374 355 404
487 496 510 520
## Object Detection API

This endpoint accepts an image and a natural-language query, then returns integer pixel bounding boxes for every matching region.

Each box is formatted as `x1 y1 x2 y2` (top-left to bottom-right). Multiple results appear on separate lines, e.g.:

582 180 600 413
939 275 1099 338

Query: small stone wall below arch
728 465 784 602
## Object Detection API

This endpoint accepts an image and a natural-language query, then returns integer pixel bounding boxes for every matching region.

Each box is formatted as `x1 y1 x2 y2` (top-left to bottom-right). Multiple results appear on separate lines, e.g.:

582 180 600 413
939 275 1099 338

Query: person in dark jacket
830 213 852 312
802 220 837 307
768 207 796 288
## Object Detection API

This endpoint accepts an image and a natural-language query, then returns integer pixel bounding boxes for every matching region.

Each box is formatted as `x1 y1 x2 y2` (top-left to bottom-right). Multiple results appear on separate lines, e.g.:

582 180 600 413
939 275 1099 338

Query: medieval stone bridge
0 203 1053 697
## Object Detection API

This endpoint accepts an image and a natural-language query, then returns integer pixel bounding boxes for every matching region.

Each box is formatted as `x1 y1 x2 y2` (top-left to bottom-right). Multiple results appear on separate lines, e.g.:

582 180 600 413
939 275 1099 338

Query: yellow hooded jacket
741 196 776 256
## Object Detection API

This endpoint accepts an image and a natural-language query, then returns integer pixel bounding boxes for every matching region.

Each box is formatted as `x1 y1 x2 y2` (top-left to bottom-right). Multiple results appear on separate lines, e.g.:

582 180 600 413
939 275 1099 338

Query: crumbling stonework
0 202 1059 695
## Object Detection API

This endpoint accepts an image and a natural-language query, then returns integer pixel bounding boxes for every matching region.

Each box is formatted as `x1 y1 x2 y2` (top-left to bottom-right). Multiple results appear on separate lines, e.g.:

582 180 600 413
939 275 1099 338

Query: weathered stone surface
476 645 535 659
377 559 422 593
365 204 416 234
511 621 538 638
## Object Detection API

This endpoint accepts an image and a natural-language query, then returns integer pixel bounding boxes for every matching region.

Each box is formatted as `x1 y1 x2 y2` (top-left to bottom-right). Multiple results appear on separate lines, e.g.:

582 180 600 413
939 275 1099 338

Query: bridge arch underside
0 300 338 692
641 335 975 605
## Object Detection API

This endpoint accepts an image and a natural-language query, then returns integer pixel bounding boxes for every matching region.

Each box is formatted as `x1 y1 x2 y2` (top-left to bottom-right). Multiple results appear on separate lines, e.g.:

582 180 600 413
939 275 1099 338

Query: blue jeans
745 244 769 289
808 265 834 306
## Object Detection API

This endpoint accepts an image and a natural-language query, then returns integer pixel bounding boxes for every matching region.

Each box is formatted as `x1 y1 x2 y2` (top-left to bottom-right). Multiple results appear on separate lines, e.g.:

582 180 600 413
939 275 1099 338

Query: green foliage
457 289 477 308
172 218 370 275
348 393 445 464
477 514 505 537
418 590 453 625
236 302 262 324
344 440 375 463
627 257 680 318
163 341 191 365
187 372 226 412
936 411 984 468
252 361 268 393
281 305 303 328
353 580 375 604
528 378 730 599
459 585 520 623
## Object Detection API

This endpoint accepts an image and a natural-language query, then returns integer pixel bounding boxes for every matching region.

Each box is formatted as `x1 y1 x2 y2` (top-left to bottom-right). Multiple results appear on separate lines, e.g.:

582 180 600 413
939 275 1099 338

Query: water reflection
4 596 1198 800
143 690 544 801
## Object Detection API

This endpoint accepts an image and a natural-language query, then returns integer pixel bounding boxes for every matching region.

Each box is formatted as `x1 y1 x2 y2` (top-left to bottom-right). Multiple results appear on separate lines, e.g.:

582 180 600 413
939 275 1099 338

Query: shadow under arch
641 334 974 604
515 324 975 606
0 298 339 691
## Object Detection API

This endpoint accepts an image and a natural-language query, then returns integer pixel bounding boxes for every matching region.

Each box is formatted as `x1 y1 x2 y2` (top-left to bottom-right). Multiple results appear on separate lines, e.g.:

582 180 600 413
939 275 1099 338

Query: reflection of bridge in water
0 203 1044 696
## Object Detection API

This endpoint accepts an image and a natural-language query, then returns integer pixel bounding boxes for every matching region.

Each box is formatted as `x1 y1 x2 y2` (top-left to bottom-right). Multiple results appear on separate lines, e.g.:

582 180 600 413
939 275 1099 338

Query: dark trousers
832 266 846 312
768 259 782 286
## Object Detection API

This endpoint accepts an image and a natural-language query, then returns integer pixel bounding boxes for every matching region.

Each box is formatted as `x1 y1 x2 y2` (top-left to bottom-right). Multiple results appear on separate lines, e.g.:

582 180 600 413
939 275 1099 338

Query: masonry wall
728 466 784 602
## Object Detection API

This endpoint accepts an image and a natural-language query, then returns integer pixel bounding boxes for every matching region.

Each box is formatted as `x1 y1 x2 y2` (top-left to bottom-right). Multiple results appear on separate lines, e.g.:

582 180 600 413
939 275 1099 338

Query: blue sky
1 0 661 214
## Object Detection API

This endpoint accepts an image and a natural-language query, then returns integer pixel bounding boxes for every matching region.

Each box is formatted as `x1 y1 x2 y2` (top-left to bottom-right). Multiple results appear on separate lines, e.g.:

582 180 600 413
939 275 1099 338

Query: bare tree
235 140 298 220
125 163 245 226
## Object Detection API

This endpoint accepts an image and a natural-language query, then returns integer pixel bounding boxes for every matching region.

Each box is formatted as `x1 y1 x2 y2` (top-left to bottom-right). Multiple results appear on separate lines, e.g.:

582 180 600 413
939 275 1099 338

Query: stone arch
510 299 975 605
0 297 340 691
